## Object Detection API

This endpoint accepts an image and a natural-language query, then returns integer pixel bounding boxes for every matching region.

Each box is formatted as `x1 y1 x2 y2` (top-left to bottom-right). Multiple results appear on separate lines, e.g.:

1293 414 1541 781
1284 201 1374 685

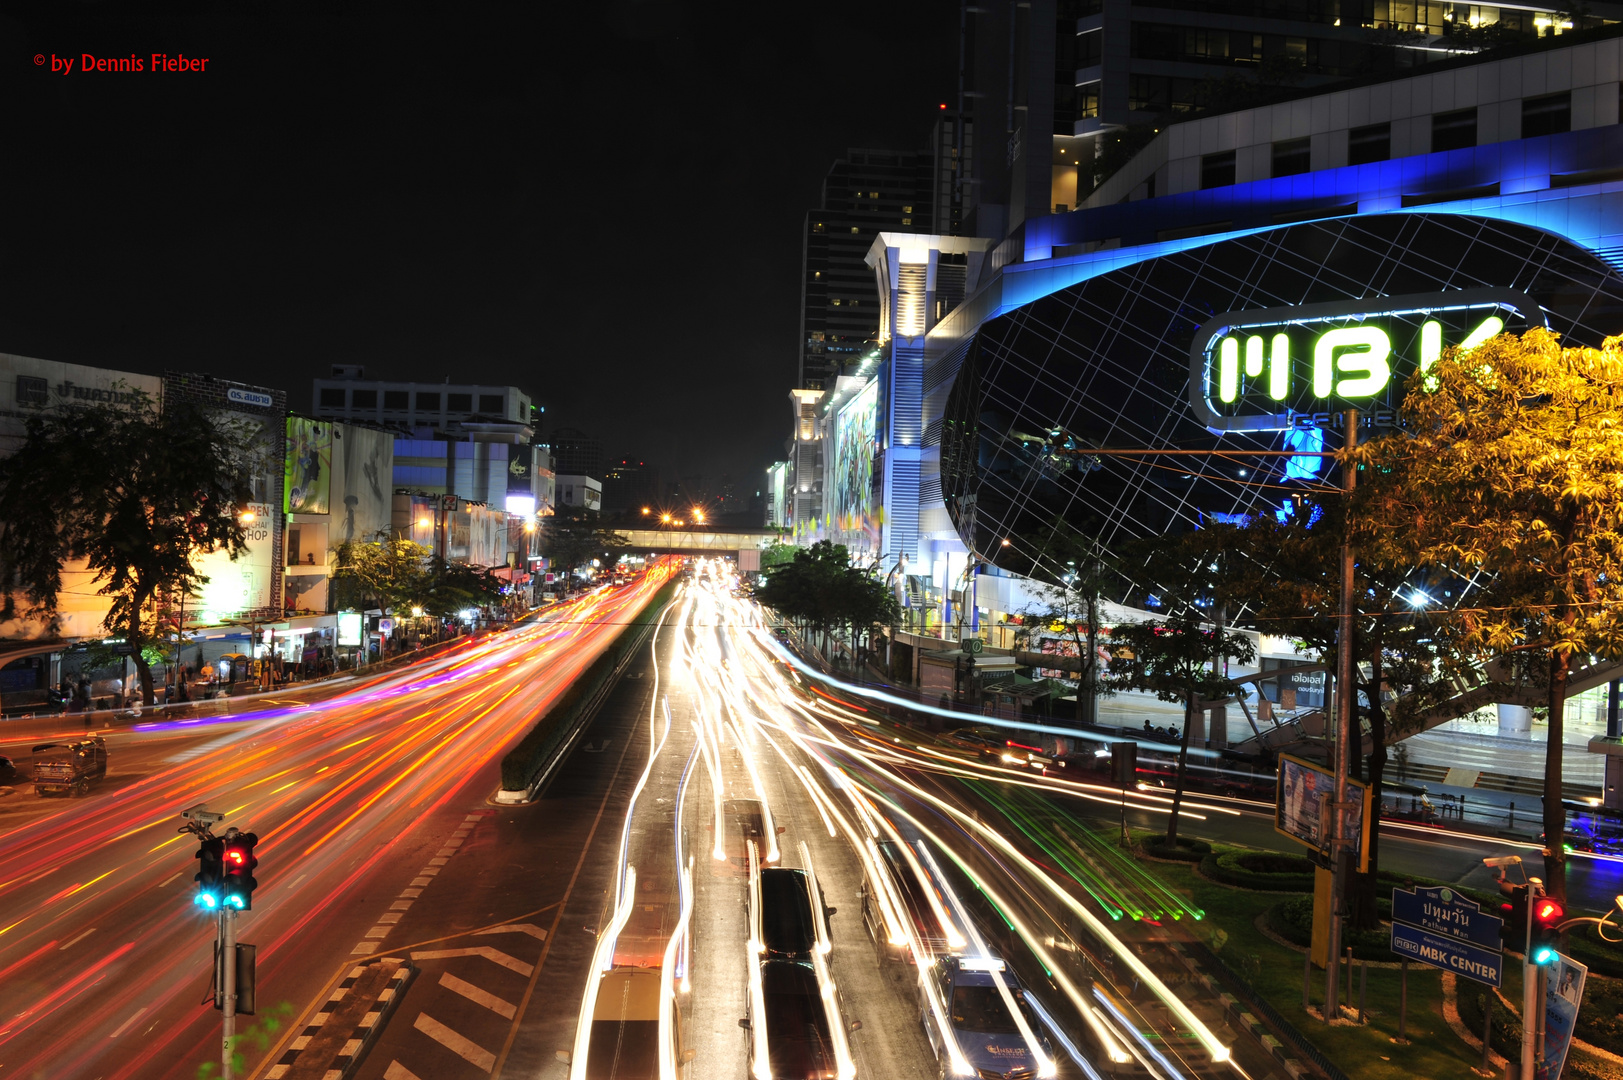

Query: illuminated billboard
831 380 879 556
284 417 332 514
1188 289 1539 433
1275 753 1371 872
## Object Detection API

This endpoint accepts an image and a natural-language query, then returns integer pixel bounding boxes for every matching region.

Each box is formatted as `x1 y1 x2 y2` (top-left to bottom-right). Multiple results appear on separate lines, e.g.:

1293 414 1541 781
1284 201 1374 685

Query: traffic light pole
221 905 237 1080
1325 409 1359 1024
1523 883 1540 1080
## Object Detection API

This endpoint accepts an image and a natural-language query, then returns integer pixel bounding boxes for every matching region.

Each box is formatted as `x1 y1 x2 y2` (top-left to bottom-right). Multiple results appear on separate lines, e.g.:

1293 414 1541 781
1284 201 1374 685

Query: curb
263 958 415 1079
1166 942 1309 1080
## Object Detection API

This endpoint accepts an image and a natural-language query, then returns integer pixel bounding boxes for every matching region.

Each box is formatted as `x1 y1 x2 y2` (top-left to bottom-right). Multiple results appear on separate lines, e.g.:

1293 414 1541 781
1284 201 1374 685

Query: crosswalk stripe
410 946 534 976
439 972 517 1019
383 1063 422 1080
471 923 547 941
414 1012 496 1071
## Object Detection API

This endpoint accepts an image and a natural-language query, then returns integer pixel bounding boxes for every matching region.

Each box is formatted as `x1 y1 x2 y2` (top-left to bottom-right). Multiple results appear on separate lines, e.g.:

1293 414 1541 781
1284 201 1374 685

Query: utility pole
1326 408 1359 1021
221 904 237 1079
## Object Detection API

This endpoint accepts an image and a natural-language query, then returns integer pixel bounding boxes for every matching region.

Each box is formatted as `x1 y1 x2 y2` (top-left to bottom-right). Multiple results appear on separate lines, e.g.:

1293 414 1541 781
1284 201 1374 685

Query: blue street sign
1391 922 1504 987
1391 885 1503 951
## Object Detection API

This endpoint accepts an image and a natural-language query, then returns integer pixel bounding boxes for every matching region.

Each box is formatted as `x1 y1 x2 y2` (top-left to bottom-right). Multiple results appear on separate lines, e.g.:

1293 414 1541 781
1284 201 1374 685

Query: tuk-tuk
33 737 108 797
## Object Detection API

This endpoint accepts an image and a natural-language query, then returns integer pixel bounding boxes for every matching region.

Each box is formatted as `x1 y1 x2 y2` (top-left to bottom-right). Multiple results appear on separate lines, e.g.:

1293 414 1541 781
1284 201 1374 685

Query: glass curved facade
940 211 1623 583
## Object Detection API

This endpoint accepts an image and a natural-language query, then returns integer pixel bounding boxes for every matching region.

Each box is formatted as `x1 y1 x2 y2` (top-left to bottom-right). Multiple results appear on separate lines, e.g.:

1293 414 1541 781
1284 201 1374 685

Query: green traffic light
1533 945 1557 964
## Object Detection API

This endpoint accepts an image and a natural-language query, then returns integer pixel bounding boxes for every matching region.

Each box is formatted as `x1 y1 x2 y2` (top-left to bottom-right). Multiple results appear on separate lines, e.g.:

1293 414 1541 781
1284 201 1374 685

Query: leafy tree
756 541 899 666
539 515 630 580
1018 517 1119 725
417 558 506 619
1105 529 1255 845
1361 328 1623 904
0 391 252 706
332 533 435 614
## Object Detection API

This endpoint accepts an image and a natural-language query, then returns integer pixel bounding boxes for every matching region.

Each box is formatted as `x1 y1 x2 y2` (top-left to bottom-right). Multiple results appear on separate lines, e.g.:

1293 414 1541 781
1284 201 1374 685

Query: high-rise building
547 427 604 482
798 150 935 390
950 0 1620 247
601 458 661 515
311 366 537 437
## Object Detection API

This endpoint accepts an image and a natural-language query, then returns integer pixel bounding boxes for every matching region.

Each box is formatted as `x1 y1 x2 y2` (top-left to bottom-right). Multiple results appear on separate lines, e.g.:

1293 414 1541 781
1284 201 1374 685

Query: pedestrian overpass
618 528 779 554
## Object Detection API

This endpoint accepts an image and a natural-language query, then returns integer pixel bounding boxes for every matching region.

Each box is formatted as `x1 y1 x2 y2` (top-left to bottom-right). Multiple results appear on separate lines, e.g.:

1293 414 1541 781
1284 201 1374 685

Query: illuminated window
851 226 860 233
869 191 879 197
1079 81 1101 119
902 217 913 225
903 205 913 213
812 222 825 233
832 299 842 305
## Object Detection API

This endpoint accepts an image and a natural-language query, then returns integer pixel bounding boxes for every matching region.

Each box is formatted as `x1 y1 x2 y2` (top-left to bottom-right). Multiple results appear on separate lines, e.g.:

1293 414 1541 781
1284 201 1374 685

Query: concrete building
556 474 603 513
547 427 604 481
311 366 537 435
799 150 936 389
601 458 660 515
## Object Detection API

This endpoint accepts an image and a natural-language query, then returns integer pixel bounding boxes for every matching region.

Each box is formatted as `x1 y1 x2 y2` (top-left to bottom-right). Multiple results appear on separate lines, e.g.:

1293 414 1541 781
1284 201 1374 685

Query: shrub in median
498 580 677 793
1266 895 1396 960
1200 849 1315 891
1142 835 1211 862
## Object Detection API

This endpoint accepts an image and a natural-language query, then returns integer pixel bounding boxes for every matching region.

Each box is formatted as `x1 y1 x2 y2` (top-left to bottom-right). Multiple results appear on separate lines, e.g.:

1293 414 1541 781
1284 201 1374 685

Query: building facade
311 366 537 434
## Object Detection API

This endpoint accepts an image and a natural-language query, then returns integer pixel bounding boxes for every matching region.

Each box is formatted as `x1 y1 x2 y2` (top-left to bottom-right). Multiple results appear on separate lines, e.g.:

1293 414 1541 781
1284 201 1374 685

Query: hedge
1265 895 1400 961
1200 849 1317 891
1142 835 1212 862
498 580 677 793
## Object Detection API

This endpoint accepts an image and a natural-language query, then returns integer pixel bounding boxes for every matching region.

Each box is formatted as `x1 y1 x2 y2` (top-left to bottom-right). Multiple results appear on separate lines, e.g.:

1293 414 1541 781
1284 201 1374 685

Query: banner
1539 953 1587 1080
285 417 332 515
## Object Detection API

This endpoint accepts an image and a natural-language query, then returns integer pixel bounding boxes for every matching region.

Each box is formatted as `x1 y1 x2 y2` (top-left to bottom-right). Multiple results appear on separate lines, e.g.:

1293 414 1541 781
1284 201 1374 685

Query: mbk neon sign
1188 289 1539 433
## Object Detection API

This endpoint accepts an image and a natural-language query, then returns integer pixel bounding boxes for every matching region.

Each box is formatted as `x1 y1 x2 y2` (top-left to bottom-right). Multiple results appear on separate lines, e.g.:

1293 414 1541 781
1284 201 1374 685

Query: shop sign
337 611 363 646
227 387 274 407
1188 289 1539 433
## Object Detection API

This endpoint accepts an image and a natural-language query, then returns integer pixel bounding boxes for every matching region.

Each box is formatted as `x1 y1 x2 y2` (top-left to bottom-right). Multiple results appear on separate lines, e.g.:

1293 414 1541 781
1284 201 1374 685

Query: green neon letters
1212 314 1505 405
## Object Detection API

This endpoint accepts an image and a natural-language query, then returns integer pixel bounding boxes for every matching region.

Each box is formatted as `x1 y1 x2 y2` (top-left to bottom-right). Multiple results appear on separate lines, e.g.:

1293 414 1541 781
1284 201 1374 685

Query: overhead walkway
1229 656 1623 757
616 528 778 553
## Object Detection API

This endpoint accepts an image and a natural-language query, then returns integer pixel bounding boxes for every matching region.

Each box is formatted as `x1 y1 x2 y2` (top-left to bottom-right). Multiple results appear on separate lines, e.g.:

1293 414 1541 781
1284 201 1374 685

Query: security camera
1482 855 1523 868
181 803 223 827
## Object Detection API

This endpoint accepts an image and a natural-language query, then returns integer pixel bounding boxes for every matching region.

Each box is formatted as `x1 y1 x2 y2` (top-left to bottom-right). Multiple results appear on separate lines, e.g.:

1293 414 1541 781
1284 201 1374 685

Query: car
714 798 784 878
584 967 691 1078
759 866 834 962
861 839 955 965
744 959 853 1080
921 954 1055 1080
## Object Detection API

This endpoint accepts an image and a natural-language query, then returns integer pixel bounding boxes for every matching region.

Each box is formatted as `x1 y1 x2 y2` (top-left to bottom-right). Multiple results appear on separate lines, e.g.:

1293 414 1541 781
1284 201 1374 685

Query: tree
417 558 507 619
1104 529 1255 845
0 391 252 705
1019 517 1118 725
1361 328 1623 904
539 515 630 580
332 533 435 614
756 541 899 666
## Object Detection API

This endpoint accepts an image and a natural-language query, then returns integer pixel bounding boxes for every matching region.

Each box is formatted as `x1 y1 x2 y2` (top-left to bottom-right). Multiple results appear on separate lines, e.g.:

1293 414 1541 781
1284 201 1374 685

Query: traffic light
222 832 259 911
1530 894 1565 965
1498 881 1528 953
194 836 225 910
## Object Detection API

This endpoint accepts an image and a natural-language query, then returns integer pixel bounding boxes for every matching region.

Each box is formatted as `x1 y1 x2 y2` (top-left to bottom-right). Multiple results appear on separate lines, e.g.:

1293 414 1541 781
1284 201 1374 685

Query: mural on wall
285 417 332 515
338 425 392 544
193 407 281 618
831 380 879 557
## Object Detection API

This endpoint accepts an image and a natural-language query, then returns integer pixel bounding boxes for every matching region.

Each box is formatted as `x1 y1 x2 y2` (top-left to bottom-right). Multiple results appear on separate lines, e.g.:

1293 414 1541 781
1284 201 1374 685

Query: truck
32 737 107 797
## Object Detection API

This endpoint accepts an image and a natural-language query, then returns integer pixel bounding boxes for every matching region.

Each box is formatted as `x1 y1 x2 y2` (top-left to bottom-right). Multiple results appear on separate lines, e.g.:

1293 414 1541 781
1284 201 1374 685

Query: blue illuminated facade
853 27 1623 625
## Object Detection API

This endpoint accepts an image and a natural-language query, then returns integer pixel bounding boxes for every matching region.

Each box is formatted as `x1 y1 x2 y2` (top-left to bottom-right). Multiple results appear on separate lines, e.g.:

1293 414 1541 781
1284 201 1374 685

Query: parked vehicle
32 737 107 797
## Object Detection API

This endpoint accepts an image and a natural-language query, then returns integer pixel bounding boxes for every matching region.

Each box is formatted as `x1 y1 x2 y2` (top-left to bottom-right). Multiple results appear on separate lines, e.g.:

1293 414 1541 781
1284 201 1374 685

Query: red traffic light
225 849 245 866
1534 898 1565 924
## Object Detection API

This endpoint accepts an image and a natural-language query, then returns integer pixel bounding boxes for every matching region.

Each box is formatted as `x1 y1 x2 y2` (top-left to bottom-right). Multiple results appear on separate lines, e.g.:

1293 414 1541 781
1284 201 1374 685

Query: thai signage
1389 885 1504 988
1188 289 1539 432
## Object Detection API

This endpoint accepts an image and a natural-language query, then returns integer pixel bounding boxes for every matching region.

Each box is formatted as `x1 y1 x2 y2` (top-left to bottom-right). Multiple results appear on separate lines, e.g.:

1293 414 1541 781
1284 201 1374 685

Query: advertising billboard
830 380 879 556
337 611 363 647
1187 289 1538 434
1276 753 1371 871
285 417 332 515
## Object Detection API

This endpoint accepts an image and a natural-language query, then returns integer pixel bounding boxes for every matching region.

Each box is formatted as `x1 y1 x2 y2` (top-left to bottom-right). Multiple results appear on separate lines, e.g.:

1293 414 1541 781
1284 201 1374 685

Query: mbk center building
807 28 1623 666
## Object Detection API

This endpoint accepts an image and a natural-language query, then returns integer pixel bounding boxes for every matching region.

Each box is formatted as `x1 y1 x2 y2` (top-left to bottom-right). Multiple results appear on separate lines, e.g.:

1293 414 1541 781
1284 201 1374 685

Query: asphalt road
0 569 675 1080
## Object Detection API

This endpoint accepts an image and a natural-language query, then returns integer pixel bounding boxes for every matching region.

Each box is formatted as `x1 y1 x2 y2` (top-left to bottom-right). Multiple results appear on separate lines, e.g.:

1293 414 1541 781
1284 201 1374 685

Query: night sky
0 1 953 491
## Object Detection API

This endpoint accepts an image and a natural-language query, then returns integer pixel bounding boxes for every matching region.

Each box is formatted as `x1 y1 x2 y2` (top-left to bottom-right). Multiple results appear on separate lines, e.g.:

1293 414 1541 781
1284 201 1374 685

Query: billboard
1540 954 1588 1080
285 417 332 515
1276 753 1371 872
830 380 879 556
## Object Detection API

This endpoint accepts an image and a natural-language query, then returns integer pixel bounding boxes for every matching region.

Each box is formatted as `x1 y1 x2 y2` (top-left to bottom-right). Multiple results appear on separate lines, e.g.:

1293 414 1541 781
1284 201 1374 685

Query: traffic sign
1392 885 1502 951
1391 922 1504 986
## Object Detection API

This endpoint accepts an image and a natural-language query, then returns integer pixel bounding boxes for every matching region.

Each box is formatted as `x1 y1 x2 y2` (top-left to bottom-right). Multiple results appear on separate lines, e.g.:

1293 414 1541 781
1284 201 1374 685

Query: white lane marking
438 972 517 1019
413 1013 496 1071
434 849 456 858
410 946 534 976
351 941 379 955
463 814 482 823
400 888 423 898
421 865 442 873
472 923 548 941
390 900 414 911
409 878 431 887
378 912 402 924
365 926 391 938
289 873 308 889
384 1062 423 1080
109 1007 147 1038
59 928 97 950
443 838 464 847
157 874 181 888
